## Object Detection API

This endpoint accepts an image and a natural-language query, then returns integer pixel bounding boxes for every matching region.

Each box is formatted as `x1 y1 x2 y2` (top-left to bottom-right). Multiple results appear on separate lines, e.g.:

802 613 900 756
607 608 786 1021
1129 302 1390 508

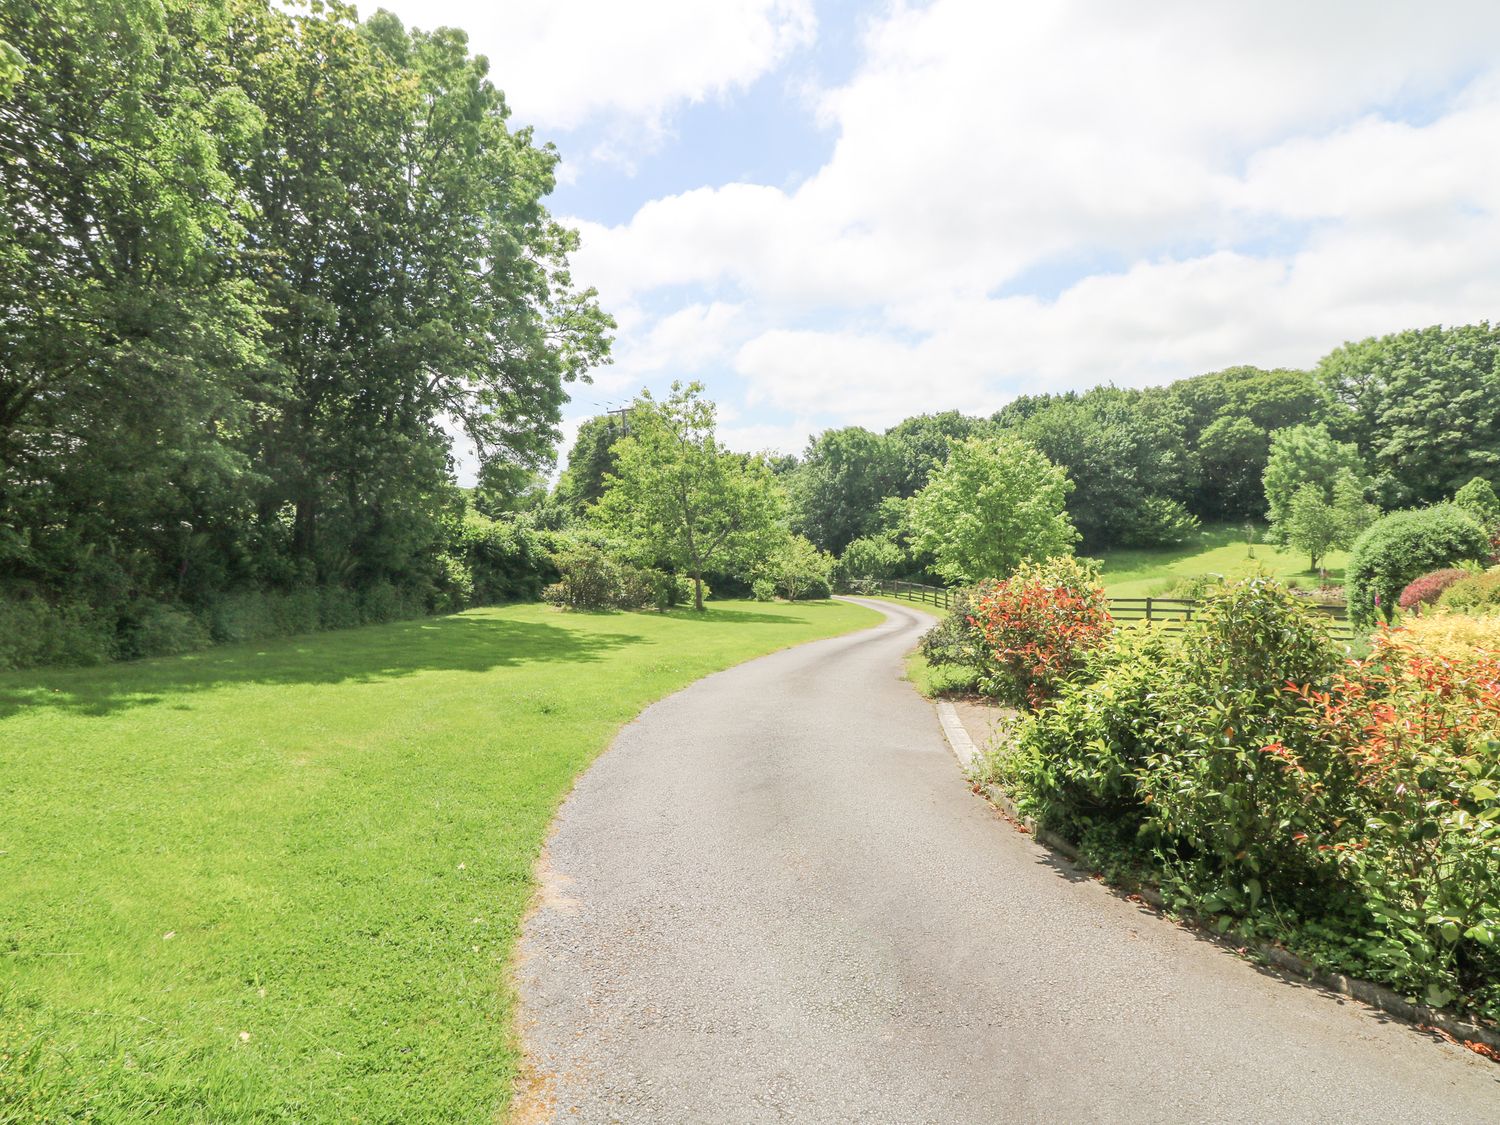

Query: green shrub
431 553 475 614
360 581 408 624
317 586 363 630
461 513 555 603
836 534 903 588
1454 476 1500 530
752 578 776 602
1138 579 1348 906
1345 505 1490 625
1126 495 1200 547
1438 567 1500 614
918 579 1000 670
118 603 212 659
1012 625 1182 843
0 595 113 670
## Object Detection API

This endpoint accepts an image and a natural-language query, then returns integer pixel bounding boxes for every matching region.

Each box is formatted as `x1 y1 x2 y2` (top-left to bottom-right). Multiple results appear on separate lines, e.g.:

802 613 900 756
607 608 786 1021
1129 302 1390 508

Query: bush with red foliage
969 556 1111 709
1397 568 1471 613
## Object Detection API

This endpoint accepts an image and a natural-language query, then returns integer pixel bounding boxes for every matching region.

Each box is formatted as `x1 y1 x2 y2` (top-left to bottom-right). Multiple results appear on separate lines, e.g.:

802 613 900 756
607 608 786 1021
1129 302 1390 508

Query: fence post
1145 597 1153 623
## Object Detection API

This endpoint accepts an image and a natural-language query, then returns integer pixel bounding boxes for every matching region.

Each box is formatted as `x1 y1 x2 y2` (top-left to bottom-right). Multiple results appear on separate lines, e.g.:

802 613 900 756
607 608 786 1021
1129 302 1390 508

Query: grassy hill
1095 523 1349 598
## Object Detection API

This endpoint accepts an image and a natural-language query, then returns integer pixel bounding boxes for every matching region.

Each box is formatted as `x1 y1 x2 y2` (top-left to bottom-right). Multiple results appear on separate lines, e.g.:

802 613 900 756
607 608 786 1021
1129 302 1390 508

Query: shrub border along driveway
931 701 1500 1060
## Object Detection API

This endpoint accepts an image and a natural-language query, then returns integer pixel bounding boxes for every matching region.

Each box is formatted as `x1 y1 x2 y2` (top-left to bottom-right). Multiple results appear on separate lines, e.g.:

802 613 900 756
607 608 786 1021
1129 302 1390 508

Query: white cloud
565 0 1500 431
374 0 815 134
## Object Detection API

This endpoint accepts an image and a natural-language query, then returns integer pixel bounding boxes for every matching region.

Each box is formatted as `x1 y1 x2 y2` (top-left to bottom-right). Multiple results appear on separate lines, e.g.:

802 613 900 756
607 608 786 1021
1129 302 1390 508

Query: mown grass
0 598 877 1123
1094 523 1349 597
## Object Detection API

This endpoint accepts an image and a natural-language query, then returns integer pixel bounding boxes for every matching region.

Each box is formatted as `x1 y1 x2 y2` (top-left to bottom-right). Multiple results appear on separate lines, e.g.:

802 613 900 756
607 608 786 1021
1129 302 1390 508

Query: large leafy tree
883 411 990 498
1170 366 1332 520
0 0 269 599
908 436 1077 584
1262 423 1369 537
1006 387 1194 549
230 4 610 579
595 383 786 611
555 413 628 515
0 0 610 637
788 426 899 554
1316 323 1500 506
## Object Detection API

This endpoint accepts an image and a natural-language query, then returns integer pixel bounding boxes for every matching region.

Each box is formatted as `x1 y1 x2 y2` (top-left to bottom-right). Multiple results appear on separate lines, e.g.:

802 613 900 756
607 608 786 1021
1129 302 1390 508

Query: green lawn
0 598 877 1123
1095 523 1349 597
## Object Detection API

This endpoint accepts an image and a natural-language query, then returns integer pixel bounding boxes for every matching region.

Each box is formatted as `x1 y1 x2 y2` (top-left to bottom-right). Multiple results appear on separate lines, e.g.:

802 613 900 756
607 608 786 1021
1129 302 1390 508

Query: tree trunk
694 572 704 612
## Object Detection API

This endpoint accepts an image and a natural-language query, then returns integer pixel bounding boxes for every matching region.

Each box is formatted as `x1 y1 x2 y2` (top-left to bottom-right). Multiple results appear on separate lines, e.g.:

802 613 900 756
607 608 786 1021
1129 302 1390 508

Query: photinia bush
1397 568 1471 613
969 556 1111 709
1283 631 1500 1011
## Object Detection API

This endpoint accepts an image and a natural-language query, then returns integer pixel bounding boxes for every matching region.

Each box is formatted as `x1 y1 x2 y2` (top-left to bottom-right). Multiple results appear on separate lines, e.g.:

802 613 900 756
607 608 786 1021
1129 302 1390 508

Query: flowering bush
1282 631 1500 1010
1397 568 1470 613
998 575 1500 1018
969 556 1110 709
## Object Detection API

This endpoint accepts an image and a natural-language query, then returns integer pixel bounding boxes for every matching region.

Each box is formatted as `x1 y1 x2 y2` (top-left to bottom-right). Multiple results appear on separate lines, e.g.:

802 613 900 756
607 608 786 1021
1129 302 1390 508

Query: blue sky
372 1 1500 477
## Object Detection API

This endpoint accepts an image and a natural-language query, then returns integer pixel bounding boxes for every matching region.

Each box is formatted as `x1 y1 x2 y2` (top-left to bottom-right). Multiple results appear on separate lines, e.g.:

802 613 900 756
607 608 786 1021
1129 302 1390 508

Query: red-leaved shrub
1397 568 1471 613
969 556 1111 709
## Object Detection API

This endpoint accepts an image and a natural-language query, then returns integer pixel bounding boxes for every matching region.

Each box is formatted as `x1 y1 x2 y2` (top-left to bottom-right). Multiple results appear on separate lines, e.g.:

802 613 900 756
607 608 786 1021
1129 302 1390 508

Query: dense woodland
0 0 610 664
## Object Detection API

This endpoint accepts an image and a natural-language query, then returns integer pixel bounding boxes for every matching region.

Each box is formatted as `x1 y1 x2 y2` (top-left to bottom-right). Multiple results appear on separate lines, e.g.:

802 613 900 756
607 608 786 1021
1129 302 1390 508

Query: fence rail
871 579 1354 640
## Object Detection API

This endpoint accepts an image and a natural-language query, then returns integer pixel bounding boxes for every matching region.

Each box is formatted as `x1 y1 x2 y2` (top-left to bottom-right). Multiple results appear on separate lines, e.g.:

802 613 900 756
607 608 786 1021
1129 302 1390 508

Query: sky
369 0 1500 478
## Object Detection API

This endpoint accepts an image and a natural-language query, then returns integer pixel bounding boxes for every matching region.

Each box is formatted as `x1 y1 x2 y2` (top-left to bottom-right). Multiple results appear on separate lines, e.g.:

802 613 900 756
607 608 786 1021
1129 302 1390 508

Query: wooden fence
871 579 1355 640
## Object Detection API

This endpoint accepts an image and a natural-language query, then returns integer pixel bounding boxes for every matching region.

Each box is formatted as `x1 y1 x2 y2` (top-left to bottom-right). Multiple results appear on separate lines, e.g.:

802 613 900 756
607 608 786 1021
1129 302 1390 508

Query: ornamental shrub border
988 576 1500 1024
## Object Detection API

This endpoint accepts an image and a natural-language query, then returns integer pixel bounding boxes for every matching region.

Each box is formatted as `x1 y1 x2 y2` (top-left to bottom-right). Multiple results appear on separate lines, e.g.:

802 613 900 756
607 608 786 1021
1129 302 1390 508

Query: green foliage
1346 505 1490 625
1282 470 1377 571
1171 366 1334 521
541 542 658 611
0 596 114 671
787 426 899 553
1317 323 1500 506
765 535 833 601
909 436 1077 584
0 0 610 668
1262 423 1368 535
1454 476 1500 531
554 414 629 516
1438 567 1500 614
1012 625 1183 843
1004 589 1500 1020
595 383 787 611
835 534 904 588
752 578 776 602
1007 386 1195 548
917 580 999 669
882 411 992 497
967 556 1112 709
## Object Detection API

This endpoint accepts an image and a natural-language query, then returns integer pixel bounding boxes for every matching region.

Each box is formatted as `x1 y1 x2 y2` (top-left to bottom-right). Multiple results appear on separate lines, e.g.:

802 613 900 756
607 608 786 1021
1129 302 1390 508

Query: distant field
1094 523 1349 598
0 599 878 1122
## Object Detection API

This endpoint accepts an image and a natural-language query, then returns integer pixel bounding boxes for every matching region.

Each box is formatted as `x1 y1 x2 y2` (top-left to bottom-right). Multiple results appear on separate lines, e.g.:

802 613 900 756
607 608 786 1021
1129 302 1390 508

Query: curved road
514 598 1496 1122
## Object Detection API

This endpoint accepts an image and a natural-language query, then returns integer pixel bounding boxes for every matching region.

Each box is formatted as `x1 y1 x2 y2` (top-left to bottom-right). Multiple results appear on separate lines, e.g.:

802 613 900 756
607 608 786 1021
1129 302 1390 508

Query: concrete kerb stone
932 701 1500 1058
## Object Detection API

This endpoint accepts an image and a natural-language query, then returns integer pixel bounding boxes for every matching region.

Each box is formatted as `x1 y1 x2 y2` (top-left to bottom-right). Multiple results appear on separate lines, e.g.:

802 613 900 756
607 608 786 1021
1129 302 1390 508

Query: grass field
1095 523 1349 597
0 598 878 1122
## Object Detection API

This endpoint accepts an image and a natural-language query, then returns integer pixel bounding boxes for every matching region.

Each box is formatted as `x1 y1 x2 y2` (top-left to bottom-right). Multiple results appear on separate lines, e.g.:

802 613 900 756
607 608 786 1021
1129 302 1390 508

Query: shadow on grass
0 613 646 720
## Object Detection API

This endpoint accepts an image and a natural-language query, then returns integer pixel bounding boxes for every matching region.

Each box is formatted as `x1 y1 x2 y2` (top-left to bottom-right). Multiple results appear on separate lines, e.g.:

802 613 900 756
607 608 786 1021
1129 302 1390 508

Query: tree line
546 322 1499 598
733 324 1495 579
0 0 610 664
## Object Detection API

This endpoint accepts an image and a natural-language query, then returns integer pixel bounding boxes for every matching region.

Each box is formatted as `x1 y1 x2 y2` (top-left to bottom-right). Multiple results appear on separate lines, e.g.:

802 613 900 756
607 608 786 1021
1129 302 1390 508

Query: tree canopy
0 0 609 641
908 436 1077 584
594 383 786 610
1317 323 1500 506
